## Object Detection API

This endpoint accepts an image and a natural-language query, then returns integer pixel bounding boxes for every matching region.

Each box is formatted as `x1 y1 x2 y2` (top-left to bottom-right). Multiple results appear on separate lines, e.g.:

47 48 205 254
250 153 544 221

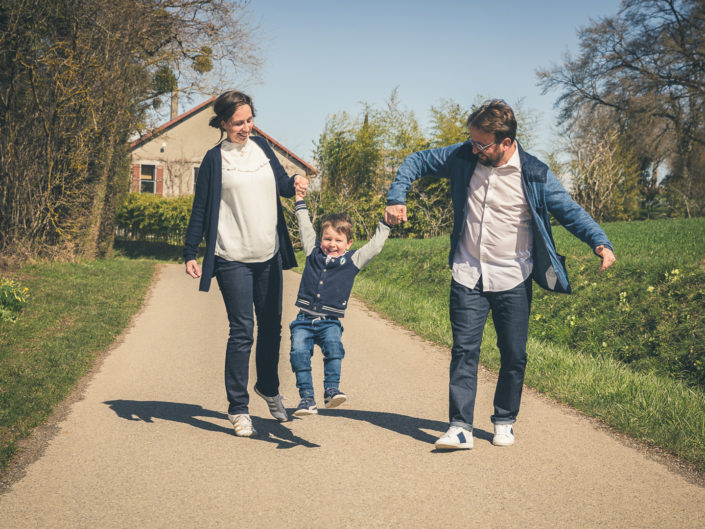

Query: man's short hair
467 99 517 143
320 212 354 242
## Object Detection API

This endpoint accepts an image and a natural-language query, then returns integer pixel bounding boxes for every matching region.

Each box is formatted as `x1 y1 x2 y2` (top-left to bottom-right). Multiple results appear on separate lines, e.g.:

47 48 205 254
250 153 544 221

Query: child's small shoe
293 397 318 416
323 388 347 409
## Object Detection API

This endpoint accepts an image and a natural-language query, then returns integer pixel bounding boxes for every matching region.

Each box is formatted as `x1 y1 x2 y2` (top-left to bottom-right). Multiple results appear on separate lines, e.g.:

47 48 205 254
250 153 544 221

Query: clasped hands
384 204 407 225
294 175 309 199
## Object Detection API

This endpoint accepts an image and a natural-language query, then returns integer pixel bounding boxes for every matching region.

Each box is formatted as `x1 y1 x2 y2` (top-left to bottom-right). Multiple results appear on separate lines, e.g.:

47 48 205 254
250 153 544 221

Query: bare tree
537 0 705 218
566 128 642 222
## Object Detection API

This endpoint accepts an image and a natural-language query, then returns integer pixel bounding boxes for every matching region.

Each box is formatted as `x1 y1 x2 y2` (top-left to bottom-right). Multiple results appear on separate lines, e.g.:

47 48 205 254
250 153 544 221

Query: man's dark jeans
215 253 282 415
448 276 532 430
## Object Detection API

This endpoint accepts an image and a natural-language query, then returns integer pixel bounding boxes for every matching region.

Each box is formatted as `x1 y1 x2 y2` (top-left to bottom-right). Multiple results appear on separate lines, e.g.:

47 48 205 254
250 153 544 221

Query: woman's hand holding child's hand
294 175 309 199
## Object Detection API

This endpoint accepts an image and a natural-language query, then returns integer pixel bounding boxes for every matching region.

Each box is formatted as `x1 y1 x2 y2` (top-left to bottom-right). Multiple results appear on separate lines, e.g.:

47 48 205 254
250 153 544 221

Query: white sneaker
228 413 257 437
254 386 289 422
493 423 515 446
435 426 473 450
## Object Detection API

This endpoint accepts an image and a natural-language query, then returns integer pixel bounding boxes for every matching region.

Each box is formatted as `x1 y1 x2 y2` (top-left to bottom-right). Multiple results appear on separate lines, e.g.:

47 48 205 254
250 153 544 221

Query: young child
290 192 390 416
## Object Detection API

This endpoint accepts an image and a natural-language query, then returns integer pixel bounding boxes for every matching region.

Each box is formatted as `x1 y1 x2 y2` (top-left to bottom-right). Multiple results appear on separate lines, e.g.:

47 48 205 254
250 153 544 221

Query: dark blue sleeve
544 170 613 252
386 143 463 205
183 150 213 261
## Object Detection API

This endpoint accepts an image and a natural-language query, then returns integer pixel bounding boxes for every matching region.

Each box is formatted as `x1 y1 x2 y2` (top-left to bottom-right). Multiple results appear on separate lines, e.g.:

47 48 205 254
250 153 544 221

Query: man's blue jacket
386 141 613 294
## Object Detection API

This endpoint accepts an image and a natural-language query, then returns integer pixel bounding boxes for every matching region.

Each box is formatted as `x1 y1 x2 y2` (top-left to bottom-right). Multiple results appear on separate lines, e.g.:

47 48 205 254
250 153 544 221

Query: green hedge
115 193 192 245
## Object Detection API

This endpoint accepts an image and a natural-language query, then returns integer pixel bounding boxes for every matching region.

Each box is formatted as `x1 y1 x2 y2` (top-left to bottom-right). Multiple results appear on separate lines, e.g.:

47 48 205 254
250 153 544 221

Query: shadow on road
103 400 320 449
322 408 493 446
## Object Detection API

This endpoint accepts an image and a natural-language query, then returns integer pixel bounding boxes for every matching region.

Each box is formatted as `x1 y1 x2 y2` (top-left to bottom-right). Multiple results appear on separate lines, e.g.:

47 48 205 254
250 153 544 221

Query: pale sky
189 0 624 163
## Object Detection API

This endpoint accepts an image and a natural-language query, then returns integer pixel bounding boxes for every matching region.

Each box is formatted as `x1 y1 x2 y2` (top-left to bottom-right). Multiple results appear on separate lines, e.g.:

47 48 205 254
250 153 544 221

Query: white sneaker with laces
435 426 473 450
228 413 256 437
493 423 515 446
254 386 289 422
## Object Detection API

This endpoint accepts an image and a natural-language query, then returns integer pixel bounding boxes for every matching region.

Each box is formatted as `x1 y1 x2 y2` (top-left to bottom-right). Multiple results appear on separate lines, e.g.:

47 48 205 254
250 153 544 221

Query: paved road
1 264 704 528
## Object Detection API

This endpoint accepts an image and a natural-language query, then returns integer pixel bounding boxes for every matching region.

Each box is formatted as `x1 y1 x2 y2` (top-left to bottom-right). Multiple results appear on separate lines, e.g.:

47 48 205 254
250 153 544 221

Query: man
385 99 615 450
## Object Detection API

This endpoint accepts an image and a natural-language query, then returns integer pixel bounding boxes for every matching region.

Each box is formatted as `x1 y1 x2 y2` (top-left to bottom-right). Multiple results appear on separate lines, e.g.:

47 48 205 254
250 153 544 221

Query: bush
115 193 193 245
0 278 29 323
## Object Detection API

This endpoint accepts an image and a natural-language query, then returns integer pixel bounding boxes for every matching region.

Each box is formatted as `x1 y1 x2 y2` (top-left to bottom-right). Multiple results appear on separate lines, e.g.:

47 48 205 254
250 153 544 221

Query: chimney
170 91 178 121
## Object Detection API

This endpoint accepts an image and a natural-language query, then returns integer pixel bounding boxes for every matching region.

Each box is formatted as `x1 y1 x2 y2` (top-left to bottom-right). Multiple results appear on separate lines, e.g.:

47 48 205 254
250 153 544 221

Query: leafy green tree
312 92 544 239
313 111 384 239
429 99 469 147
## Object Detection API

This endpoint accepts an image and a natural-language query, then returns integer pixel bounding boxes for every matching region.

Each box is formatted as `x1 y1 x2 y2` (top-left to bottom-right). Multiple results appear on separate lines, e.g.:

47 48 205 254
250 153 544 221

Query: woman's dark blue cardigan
183 135 298 292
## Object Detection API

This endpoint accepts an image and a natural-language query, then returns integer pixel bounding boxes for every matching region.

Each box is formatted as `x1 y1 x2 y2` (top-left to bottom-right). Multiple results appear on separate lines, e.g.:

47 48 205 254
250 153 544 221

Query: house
129 96 317 196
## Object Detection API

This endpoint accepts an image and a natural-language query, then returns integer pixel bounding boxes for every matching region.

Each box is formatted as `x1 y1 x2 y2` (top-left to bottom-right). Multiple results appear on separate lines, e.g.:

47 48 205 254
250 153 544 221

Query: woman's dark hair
208 91 256 138
467 99 517 143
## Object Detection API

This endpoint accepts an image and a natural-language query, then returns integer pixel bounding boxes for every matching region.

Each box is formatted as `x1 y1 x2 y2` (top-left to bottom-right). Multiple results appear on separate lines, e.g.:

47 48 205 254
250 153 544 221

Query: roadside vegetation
0 259 156 469
351 217 705 470
2 218 703 474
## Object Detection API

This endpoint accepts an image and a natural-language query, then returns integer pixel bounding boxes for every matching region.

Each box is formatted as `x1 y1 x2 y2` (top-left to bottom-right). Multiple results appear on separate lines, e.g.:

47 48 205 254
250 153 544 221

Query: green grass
350 217 705 470
532 218 705 387
0 258 156 469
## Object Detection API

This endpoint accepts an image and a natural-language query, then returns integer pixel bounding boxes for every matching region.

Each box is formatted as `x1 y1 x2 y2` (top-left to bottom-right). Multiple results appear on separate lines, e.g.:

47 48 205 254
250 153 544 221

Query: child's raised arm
294 199 317 256
351 220 391 270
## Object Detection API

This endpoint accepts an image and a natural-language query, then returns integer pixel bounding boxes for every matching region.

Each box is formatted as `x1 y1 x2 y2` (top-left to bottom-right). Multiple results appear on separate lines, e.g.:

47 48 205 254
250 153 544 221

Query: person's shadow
320 408 493 450
103 400 491 450
103 400 320 449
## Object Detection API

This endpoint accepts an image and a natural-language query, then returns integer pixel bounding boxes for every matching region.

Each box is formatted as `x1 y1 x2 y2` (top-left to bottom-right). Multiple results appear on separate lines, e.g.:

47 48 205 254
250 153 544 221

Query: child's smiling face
320 226 353 258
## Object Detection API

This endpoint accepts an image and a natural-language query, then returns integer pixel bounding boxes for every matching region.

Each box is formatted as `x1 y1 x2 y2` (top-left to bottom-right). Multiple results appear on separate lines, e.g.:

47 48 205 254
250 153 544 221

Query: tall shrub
0 0 259 260
115 193 193 246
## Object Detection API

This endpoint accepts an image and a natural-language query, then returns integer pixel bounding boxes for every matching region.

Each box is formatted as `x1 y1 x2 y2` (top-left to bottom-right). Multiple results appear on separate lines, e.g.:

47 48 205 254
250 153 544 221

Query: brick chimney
170 91 178 121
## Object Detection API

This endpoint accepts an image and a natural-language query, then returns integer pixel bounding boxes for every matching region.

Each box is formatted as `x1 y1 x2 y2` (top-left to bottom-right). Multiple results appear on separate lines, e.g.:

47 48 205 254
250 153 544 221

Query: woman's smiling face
222 104 253 143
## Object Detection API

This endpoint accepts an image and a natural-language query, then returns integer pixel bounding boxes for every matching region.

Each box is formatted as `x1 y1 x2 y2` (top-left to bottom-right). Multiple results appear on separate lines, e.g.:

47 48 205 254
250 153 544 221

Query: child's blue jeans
289 312 345 399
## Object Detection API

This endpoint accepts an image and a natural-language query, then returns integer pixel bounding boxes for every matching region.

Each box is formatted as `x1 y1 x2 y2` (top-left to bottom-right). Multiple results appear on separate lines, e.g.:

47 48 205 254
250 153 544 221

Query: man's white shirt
451 144 533 292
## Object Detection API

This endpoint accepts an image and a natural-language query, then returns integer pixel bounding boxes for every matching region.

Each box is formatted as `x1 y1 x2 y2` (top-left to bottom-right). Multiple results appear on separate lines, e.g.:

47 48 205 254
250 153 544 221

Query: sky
197 0 624 164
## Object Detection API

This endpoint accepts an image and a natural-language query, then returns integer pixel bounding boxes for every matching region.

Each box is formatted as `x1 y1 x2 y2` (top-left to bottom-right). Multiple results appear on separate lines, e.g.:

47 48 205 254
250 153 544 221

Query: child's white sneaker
228 413 257 437
435 426 473 450
492 423 515 446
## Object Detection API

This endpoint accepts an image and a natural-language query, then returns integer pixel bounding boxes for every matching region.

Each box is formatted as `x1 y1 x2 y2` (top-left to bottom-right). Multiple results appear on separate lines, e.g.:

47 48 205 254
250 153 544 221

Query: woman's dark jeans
215 253 282 415
448 276 532 430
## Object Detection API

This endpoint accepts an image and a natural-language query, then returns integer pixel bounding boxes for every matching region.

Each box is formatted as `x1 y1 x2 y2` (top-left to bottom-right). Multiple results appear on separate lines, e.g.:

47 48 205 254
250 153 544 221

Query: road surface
1 264 703 528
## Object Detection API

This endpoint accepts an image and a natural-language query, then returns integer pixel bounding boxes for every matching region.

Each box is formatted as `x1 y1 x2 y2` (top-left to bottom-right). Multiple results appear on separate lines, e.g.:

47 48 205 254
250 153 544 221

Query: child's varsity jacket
294 200 390 318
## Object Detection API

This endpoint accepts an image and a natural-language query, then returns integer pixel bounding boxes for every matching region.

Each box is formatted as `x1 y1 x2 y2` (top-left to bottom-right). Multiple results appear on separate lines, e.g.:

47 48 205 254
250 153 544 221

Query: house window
140 164 156 194
193 166 200 192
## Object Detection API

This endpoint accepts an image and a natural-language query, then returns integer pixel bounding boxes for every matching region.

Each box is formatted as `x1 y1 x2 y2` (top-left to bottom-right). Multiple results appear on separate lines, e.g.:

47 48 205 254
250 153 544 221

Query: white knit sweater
214 139 279 263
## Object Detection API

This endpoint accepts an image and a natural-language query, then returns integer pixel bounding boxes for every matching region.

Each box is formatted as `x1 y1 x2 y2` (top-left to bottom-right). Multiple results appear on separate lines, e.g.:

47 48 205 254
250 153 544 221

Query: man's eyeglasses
469 140 496 153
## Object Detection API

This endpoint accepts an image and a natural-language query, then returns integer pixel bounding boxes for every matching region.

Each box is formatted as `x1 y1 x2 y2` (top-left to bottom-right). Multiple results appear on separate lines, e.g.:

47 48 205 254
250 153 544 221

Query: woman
183 90 308 437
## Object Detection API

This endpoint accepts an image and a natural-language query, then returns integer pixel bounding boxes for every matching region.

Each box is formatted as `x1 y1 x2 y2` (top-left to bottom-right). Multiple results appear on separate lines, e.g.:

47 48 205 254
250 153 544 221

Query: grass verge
0 258 156 470
350 218 705 471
